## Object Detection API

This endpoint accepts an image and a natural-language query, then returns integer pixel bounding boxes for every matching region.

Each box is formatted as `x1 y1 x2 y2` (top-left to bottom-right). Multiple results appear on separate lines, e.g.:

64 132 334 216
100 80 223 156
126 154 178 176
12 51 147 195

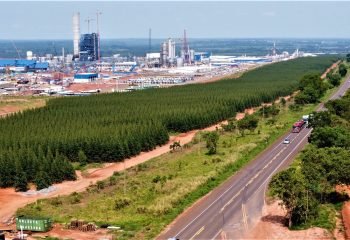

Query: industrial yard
0 11 314 99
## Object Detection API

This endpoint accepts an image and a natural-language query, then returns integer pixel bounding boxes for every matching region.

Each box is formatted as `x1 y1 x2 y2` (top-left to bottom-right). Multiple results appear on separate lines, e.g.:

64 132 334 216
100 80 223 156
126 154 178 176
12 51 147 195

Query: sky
1 1 350 39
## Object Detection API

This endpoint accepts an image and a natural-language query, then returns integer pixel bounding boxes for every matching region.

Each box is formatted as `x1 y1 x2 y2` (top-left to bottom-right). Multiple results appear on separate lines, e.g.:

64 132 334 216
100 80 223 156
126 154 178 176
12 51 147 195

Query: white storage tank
26 51 33 60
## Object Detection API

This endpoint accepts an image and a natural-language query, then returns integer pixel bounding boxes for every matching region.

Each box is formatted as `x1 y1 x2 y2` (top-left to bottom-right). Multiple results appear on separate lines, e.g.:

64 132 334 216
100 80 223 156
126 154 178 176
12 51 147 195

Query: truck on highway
302 115 310 124
292 120 306 133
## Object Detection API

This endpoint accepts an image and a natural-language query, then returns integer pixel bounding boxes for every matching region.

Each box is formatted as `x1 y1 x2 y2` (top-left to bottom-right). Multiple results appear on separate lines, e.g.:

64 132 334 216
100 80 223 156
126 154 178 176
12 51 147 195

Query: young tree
308 111 332 128
78 149 88 166
237 114 259 134
205 131 219 155
338 63 347 77
14 162 28 192
328 73 341 86
280 98 287 106
269 168 317 227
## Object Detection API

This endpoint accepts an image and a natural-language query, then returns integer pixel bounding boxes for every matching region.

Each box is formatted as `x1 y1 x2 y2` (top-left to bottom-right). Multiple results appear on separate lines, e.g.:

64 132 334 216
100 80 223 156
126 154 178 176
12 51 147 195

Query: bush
339 63 347 77
49 197 63 206
69 192 82 204
114 197 131 210
96 181 105 190
205 131 220 155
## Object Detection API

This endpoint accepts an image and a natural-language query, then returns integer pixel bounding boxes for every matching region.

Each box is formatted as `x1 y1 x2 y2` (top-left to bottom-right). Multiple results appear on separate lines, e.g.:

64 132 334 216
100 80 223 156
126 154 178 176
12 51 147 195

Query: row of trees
0 148 76 191
270 90 350 228
0 56 337 189
295 61 348 104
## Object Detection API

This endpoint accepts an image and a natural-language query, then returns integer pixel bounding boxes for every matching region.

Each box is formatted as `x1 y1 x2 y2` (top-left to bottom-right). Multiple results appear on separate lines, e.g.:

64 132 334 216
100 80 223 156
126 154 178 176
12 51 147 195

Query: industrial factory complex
0 12 312 97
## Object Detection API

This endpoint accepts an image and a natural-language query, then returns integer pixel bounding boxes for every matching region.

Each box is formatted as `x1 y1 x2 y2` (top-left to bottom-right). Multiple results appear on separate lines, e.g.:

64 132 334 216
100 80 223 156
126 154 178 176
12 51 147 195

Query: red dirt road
321 60 341 79
0 121 223 227
0 95 290 227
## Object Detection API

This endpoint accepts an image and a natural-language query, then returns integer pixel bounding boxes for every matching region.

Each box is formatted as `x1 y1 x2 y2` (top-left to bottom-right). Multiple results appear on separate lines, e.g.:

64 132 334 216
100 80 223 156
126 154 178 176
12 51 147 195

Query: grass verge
17 97 319 239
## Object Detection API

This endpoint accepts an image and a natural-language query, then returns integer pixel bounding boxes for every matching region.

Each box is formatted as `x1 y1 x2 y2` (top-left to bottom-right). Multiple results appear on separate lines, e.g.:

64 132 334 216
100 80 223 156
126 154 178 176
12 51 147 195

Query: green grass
71 162 104 171
17 99 318 240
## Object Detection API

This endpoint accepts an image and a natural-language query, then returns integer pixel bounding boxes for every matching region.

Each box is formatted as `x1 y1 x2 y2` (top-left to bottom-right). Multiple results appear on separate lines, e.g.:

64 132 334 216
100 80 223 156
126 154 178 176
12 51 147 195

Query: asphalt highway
159 76 350 240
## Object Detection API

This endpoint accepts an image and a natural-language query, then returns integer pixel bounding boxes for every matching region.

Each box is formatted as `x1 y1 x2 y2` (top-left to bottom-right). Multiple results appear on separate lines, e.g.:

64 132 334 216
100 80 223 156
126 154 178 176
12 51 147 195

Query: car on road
283 138 290 144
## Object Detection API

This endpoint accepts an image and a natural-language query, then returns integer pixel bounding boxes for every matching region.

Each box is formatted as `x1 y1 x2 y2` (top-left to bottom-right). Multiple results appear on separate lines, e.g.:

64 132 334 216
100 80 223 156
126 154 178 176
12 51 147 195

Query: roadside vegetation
269 61 350 232
18 92 325 239
0 56 338 190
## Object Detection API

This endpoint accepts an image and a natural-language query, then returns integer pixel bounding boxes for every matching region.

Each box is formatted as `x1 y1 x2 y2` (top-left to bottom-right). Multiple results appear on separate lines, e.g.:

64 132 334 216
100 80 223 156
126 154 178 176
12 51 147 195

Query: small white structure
26 51 33 60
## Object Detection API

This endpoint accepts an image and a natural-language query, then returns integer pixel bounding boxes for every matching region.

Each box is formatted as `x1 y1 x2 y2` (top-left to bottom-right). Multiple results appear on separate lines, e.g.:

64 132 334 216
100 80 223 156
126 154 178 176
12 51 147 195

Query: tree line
0 56 338 190
270 86 350 228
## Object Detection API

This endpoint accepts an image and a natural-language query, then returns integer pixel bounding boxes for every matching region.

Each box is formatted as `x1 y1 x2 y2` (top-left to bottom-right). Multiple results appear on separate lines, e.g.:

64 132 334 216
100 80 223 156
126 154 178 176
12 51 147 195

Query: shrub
114 197 131 210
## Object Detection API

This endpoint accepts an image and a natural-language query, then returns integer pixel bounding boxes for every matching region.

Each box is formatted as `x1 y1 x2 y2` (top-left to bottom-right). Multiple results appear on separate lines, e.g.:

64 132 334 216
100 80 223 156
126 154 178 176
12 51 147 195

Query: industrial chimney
72 12 80 58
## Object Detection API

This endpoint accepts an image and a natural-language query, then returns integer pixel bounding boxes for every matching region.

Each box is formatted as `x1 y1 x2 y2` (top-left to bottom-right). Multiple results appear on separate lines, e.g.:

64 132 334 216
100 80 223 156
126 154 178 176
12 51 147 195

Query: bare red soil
66 82 128 92
321 61 341 79
0 121 224 228
0 105 20 116
0 94 291 229
337 185 350 240
28 224 112 240
342 202 350 240
246 201 332 240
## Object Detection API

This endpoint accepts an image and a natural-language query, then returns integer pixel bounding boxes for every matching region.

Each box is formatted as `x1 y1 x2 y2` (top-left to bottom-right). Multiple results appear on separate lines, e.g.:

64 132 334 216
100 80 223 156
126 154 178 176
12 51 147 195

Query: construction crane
11 40 21 59
52 42 58 57
85 17 95 33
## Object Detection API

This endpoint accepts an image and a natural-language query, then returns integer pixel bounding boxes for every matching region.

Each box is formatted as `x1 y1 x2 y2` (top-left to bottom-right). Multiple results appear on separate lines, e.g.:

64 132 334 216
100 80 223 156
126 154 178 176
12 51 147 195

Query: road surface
159 76 350 240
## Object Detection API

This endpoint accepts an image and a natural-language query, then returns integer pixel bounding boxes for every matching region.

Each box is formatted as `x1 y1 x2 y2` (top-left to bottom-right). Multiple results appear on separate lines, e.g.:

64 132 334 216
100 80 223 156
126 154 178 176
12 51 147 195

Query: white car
283 138 290 144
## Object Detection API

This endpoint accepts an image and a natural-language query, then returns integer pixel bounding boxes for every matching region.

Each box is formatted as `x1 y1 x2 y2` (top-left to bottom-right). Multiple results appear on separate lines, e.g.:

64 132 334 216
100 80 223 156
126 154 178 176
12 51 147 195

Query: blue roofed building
74 73 98 83
0 59 49 72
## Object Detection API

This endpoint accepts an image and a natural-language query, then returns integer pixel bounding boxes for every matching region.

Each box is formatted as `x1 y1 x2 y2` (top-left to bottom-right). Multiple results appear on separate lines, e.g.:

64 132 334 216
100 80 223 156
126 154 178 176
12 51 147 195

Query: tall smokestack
72 12 80 58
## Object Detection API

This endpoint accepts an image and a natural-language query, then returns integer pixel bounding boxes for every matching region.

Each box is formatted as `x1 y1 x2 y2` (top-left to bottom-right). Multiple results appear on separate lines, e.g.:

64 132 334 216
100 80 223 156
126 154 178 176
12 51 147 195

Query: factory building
0 60 49 73
194 52 211 62
160 38 176 66
146 53 161 68
74 73 98 83
79 33 99 61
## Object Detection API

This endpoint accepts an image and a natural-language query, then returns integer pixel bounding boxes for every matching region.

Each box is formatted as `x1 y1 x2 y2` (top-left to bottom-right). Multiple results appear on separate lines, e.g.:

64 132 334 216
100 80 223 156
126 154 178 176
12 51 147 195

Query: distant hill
0 38 349 59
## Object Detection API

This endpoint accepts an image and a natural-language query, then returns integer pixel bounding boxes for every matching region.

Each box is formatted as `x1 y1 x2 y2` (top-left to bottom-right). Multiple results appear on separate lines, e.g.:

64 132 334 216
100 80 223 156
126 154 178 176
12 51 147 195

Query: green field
0 56 337 188
17 98 319 239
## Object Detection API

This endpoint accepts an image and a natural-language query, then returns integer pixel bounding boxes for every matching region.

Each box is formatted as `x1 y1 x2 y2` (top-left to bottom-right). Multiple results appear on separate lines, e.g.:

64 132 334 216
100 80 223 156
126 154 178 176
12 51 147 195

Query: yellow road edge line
189 226 205 240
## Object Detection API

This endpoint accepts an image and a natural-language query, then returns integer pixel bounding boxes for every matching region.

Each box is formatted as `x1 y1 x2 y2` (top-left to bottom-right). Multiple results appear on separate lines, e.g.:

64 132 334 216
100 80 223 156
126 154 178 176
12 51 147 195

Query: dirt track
0 95 283 227
0 120 225 227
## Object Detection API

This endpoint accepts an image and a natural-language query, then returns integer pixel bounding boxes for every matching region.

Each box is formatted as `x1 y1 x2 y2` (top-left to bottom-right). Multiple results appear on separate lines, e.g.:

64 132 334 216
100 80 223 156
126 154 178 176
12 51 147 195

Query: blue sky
1 1 350 39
